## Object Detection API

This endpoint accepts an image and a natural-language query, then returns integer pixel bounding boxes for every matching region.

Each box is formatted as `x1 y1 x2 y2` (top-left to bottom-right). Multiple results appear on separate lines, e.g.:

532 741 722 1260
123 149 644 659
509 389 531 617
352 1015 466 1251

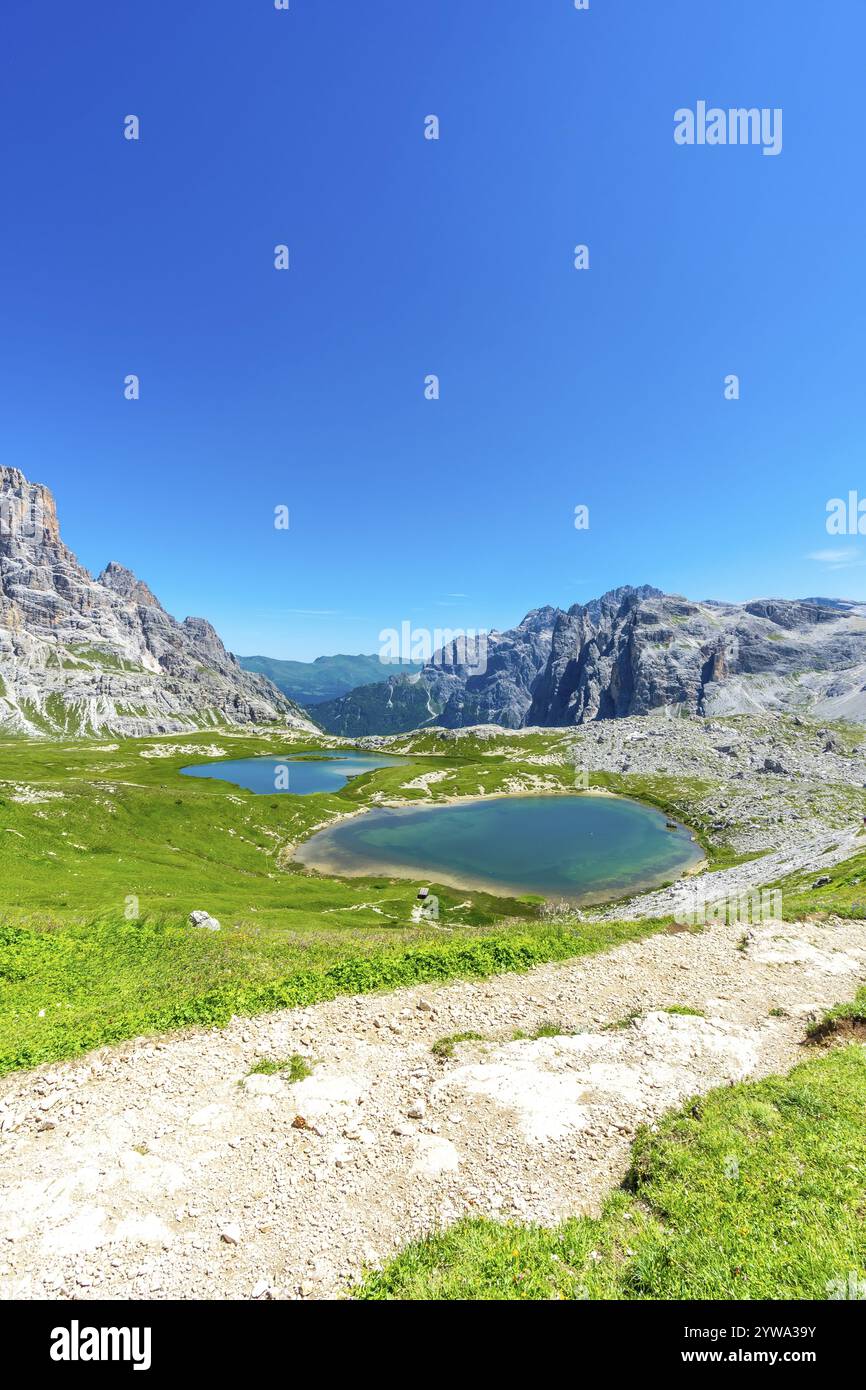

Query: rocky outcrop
0 467 316 736
318 586 866 735
435 606 561 728
527 586 668 724
529 590 866 725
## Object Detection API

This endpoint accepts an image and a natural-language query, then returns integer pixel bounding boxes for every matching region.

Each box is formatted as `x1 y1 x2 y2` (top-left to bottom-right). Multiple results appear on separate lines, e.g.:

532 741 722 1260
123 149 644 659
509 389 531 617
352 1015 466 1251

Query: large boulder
189 910 221 932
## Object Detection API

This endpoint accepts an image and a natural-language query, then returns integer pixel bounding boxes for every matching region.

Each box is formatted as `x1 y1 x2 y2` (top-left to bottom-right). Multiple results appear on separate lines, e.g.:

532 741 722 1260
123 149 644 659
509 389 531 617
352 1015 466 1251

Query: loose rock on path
1 915 864 1300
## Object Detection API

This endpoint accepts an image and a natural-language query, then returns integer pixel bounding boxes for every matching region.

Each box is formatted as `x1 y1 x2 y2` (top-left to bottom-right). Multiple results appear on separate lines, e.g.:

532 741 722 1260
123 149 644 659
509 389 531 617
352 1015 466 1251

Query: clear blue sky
1 1 864 660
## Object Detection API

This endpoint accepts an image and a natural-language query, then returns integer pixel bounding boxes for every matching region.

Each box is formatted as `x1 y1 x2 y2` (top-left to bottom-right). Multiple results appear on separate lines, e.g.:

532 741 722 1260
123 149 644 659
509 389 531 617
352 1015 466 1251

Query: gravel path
1 915 865 1301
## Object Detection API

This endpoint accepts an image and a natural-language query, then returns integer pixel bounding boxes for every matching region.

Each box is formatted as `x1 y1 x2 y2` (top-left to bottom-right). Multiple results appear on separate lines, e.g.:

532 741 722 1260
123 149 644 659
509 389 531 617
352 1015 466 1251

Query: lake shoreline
291 790 704 906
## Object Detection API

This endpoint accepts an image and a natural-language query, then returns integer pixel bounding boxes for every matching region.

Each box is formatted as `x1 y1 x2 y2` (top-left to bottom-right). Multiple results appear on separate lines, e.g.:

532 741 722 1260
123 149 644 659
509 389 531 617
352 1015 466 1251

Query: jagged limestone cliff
528 590 866 725
0 467 316 736
316 586 866 736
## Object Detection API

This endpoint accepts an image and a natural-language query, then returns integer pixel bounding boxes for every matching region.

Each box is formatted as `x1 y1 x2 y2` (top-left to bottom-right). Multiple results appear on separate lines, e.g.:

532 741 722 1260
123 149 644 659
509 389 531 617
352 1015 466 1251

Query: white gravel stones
1 912 864 1300
411 1136 461 1177
434 1013 759 1144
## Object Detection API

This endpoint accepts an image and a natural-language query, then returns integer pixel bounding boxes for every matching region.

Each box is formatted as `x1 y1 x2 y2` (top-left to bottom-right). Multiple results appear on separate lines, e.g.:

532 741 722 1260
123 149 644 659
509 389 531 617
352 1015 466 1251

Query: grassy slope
359 1040 866 1301
4 720 864 1299
1 720 863 1074
769 846 866 920
0 916 664 1075
0 730 667 1073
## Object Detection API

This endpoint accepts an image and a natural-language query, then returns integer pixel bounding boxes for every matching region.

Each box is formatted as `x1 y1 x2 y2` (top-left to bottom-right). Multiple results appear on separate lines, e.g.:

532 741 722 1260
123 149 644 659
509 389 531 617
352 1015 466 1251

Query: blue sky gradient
1 1 863 659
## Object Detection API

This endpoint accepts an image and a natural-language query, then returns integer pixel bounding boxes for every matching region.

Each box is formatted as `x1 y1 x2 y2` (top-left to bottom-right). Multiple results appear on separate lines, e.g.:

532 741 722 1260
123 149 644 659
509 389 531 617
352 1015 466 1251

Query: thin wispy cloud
806 548 865 572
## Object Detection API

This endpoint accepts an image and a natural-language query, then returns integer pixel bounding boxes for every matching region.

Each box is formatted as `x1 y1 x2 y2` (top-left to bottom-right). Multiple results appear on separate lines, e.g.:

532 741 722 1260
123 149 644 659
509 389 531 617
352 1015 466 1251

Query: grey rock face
319 585 866 735
529 590 866 726
0 467 316 737
429 606 561 729
189 910 221 931
527 586 670 725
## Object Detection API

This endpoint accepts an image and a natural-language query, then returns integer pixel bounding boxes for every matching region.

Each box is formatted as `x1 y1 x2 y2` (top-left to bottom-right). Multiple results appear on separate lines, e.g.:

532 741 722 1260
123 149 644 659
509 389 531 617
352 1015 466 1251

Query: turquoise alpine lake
294 793 704 904
179 751 408 796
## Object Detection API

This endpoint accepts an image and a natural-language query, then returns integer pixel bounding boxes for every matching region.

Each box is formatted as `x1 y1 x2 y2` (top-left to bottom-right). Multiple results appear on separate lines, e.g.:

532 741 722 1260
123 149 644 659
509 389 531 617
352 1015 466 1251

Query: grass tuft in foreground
806 985 866 1042
358 1043 866 1300
247 1053 313 1082
0 915 662 1076
430 1032 486 1059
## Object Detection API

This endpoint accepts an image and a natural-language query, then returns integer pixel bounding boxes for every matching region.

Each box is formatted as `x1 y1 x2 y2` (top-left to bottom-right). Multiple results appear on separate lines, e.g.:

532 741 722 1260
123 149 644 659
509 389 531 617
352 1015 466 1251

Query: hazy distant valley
238 652 423 707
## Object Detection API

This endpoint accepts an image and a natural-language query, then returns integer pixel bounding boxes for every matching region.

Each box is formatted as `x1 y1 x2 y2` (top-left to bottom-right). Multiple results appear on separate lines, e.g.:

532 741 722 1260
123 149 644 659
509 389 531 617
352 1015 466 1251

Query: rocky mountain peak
98 561 165 611
528 589 865 726
0 465 64 556
0 467 315 737
515 605 561 630
316 585 866 736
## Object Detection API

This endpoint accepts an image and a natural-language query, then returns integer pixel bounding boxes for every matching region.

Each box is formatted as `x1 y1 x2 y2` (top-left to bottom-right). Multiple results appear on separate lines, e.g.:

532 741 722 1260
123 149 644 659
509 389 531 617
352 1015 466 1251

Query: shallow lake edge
290 787 708 907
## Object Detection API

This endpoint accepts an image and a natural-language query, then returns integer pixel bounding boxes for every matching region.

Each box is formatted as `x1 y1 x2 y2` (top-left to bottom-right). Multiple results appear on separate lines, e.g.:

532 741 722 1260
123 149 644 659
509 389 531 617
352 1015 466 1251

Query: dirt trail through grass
1 914 865 1300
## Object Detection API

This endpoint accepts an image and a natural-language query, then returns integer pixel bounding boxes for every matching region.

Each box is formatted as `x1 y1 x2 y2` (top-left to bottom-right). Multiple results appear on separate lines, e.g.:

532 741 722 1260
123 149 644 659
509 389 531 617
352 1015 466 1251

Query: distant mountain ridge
315 586 866 736
238 652 423 706
0 467 314 736
7 466 866 741
314 605 559 736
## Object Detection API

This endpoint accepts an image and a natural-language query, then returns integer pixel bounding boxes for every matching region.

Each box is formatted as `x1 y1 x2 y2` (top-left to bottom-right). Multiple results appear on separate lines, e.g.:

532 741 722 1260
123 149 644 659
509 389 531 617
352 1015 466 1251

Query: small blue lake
179 751 407 796
294 793 703 903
